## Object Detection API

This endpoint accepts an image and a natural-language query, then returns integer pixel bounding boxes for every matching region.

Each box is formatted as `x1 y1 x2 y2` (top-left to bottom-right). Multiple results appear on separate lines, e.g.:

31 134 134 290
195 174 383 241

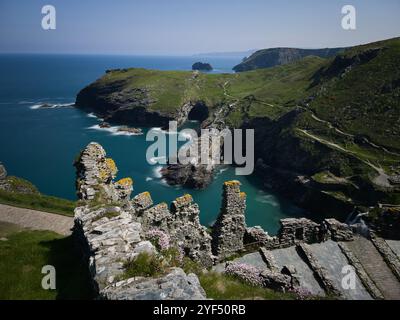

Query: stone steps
346 236 400 300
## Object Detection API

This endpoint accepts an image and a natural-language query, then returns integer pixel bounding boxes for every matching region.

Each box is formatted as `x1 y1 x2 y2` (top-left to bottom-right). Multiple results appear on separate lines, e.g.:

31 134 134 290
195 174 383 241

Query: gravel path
0 204 74 236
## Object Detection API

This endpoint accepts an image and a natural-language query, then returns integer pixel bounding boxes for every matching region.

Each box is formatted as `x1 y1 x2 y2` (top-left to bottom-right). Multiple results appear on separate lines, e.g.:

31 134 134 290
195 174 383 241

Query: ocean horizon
0 53 304 234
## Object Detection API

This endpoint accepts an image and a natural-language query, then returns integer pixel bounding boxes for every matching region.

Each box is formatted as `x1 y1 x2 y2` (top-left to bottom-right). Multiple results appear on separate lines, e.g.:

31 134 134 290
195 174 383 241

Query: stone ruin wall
73 142 356 300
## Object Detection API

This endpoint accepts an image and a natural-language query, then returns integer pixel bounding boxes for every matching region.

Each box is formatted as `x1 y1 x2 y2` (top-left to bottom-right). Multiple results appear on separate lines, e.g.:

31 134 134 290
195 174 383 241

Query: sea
0 54 304 234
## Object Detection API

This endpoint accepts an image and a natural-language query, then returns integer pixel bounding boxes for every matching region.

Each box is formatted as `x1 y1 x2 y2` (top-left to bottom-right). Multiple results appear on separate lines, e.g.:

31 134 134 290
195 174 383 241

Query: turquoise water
0 54 304 234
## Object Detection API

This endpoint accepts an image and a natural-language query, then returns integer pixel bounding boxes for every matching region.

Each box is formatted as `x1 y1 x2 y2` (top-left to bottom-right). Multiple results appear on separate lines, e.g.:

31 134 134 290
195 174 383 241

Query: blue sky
0 0 399 55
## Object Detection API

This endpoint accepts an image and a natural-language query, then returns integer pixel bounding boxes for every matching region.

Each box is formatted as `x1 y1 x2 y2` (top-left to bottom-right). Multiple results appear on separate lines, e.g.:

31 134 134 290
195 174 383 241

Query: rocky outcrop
0 162 7 189
73 204 206 300
102 268 206 300
75 78 172 127
73 143 207 300
192 62 213 71
161 128 222 189
74 142 132 206
161 163 214 190
211 181 247 259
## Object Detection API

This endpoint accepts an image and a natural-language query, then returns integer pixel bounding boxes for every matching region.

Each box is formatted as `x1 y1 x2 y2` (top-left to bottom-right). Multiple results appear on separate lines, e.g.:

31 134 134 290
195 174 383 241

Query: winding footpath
0 204 73 236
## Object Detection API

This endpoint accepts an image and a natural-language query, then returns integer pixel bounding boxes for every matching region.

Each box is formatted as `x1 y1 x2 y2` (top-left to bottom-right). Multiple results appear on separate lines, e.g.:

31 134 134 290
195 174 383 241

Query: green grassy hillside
76 37 400 210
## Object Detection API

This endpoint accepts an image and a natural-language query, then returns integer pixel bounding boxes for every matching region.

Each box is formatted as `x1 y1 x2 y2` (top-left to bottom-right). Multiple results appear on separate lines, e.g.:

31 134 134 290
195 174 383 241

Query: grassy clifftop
76 37 400 210
232 47 346 72
76 55 325 126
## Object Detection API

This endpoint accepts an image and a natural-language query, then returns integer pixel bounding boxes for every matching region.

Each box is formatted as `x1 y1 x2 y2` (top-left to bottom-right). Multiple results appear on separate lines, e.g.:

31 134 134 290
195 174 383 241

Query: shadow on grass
40 235 95 300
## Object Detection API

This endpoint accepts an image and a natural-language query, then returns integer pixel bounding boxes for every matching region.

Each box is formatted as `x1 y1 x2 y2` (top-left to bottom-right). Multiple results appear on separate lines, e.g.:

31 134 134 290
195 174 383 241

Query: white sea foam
218 167 228 174
29 104 43 110
157 178 170 187
29 102 75 110
87 113 97 118
87 124 142 136
149 127 179 135
153 166 163 178
145 177 153 182
255 193 279 207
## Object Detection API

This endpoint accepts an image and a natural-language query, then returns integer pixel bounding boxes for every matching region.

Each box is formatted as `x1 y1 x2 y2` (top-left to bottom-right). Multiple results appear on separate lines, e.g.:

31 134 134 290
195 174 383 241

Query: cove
0 54 305 234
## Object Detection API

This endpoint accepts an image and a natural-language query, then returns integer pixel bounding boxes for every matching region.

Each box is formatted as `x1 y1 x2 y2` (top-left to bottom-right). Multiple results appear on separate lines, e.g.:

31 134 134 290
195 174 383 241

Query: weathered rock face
132 192 214 267
74 205 144 291
73 142 359 300
0 162 7 188
73 205 206 300
161 129 222 189
74 142 132 206
102 268 206 300
73 143 207 300
212 181 247 259
161 163 214 189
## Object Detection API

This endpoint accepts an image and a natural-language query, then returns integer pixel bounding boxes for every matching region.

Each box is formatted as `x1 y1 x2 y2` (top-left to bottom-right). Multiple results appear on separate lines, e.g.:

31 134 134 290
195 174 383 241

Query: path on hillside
297 128 392 187
346 236 400 300
0 204 73 236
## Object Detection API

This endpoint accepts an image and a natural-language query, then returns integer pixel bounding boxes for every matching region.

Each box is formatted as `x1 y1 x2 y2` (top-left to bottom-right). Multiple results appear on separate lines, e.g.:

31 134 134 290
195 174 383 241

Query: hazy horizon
1 0 399 55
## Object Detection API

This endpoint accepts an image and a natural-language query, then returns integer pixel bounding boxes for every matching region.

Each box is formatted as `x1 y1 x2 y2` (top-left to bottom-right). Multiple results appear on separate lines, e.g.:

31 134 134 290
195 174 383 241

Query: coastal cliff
75 37 400 218
232 47 346 72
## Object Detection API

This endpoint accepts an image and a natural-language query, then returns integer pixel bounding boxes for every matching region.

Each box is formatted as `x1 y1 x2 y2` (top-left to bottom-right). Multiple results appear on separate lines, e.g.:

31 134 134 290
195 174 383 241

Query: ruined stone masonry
211 180 247 259
73 142 400 300
73 143 207 299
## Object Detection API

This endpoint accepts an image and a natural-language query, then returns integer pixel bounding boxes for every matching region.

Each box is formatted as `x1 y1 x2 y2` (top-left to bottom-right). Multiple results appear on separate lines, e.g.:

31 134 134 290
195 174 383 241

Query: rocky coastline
74 38 400 221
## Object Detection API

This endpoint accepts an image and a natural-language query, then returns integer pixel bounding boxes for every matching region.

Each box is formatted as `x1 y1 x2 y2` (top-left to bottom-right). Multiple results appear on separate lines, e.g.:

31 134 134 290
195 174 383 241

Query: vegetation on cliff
232 47 346 72
75 37 400 212
0 176 76 216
